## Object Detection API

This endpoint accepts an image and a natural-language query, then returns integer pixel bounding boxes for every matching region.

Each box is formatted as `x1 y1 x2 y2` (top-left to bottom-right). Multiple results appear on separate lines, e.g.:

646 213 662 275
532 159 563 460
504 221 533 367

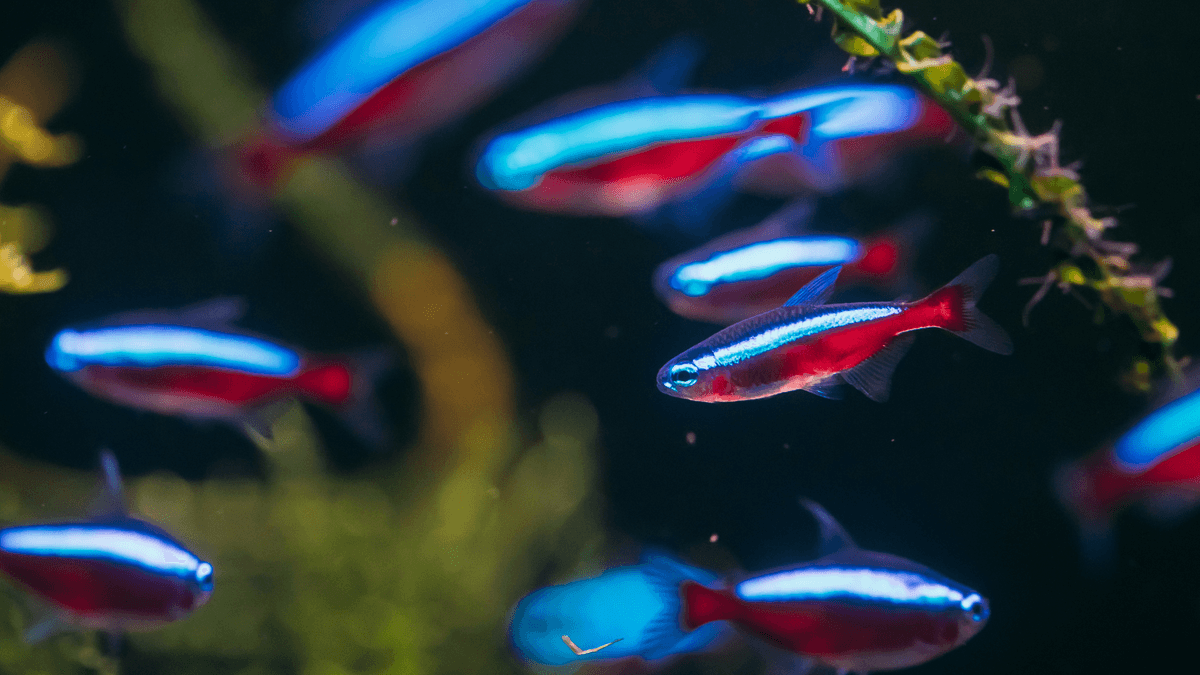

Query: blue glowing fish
654 201 929 324
475 81 952 218
682 501 989 673
0 451 213 642
1055 372 1200 565
45 298 391 444
509 552 729 666
239 0 581 185
657 255 1012 403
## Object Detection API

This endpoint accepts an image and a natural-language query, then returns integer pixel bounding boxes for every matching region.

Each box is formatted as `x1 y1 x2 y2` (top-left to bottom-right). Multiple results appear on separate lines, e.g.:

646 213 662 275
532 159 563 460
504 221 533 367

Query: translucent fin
800 499 858 555
785 266 842 307
102 297 247 330
22 604 70 644
840 333 916 402
628 34 705 95
940 254 1013 355
332 348 394 450
637 551 726 659
87 449 126 518
240 399 295 442
802 376 844 400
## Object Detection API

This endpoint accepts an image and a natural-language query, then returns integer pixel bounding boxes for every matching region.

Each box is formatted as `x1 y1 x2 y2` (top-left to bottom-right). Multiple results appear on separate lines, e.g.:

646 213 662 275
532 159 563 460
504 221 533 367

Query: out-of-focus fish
0 451 213 642
1055 374 1200 565
681 501 989 674
657 255 1012 403
509 552 729 666
654 201 929 324
240 0 582 185
475 80 952 219
44 298 391 444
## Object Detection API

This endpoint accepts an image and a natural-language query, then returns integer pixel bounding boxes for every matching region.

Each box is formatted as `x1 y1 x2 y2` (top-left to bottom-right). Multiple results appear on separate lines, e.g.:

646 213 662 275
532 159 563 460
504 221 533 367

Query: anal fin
840 333 916 402
802 376 844 400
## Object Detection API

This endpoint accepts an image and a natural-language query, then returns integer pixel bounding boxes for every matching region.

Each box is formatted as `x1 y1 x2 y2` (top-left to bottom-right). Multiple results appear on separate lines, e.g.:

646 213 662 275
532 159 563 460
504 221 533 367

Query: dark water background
1 0 1198 673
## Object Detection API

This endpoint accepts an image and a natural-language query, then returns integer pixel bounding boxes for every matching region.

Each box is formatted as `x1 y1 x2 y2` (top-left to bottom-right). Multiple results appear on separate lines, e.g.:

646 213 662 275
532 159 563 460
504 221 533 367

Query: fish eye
195 562 214 592
669 363 699 387
962 594 988 621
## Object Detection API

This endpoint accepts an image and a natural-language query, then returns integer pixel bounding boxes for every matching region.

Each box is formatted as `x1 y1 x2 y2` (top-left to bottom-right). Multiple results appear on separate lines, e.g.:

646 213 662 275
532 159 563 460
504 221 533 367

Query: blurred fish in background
474 68 952 228
0 451 212 643
1056 370 1200 568
508 551 729 666
653 199 930 324
44 298 393 446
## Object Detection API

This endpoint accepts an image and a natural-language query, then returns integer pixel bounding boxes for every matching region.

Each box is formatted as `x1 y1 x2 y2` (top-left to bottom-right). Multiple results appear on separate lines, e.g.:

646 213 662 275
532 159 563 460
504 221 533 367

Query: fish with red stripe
680 501 990 674
657 255 1012 402
45 298 390 444
0 451 213 642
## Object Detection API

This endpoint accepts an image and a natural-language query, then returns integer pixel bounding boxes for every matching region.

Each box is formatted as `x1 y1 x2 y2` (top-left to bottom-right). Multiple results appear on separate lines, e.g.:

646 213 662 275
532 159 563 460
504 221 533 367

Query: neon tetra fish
681 501 989 674
509 552 728 666
45 298 390 444
658 255 1012 402
240 0 581 185
0 451 213 642
654 202 928 324
1056 374 1200 565
475 83 948 219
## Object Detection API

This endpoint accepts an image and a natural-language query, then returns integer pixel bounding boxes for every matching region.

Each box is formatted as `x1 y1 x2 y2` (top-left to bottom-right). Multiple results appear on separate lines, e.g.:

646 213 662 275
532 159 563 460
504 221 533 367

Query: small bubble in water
685 432 696 445
709 533 718 543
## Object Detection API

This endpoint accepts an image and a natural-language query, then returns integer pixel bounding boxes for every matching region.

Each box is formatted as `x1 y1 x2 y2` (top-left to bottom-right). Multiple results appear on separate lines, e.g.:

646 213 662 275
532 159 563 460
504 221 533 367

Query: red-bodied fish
44 298 390 444
657 255 1012 402
681 501 989 674
0 451 212 642
654 201 929 324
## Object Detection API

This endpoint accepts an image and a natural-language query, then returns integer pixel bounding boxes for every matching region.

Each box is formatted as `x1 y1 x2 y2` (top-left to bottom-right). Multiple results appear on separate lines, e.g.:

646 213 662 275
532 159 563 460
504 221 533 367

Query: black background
1 0 1198 673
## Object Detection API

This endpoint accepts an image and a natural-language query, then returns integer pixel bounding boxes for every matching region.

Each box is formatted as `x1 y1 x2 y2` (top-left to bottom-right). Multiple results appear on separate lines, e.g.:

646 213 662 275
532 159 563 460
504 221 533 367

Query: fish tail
921 254 1013 355
637 551 730 658
856 212 932 287
297 349 394 448
1052 461 1116 574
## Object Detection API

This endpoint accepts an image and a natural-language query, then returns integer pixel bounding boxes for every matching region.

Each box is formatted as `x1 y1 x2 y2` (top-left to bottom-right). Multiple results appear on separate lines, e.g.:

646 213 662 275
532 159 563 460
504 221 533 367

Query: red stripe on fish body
0 550 198 623
1070 440 1200 518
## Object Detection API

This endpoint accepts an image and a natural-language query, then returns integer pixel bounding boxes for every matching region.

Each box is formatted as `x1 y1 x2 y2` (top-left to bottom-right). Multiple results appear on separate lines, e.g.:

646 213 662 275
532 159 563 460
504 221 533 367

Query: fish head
954 590 990 644
657 348 722 401
45 329 84 372
184 561 215 614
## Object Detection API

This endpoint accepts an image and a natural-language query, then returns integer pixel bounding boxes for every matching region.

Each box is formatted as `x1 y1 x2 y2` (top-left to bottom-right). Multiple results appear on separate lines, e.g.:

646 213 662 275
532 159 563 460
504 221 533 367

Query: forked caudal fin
927 254 1014 355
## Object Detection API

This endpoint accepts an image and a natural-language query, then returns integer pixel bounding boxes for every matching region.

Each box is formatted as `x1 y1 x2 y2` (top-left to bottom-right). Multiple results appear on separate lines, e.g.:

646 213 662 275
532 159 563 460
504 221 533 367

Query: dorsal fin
800 499 857 555
626 34 705 96
783 266 842 307
88 449 126 518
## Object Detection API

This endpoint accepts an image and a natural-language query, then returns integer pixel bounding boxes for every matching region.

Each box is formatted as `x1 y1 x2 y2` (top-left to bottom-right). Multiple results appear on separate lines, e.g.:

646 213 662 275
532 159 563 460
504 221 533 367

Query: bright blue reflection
510 555 724 665
761 84 921 140
45 325 300 375
476 96 762 191
1114 389 1200 467
736 566 968 609
0 525 204 581
273 0 532 141
670 237 861 297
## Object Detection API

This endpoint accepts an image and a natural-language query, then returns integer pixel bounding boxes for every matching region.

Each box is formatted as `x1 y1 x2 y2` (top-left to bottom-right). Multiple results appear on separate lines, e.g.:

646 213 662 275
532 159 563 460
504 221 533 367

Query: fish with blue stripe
45 298 391 445
680 501 989 674
1055 371 1200 566
0 451 213 642
658 255 1012 403
475 80 952 219
508 551 729 666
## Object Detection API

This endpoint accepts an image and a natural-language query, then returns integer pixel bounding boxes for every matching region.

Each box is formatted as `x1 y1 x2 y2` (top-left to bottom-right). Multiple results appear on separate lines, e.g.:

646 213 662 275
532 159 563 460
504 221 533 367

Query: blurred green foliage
797 0 1183 384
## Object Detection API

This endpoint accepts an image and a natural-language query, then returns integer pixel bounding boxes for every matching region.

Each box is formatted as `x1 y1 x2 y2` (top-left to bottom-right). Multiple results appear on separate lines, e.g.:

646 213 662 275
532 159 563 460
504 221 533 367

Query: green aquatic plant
796 0 1182 386
0 40 79 294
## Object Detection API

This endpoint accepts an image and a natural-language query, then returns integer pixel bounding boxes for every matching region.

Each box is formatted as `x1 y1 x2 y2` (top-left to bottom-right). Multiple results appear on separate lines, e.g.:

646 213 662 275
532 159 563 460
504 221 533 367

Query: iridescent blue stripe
1113 389 1200 468
760 84 921 141
45 326 300 375
273 0 532 141
0 525 201 580
736 567 975 610
476 96 762 190
696 304 901 369
670 237 861 297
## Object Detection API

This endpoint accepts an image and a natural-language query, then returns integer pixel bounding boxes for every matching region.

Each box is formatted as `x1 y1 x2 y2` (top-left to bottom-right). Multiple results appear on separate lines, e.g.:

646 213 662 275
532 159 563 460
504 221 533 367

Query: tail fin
297 349 394 449
933 254 1013 355
1052 461 1116 575
636 551 730 659
855 212 932 289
